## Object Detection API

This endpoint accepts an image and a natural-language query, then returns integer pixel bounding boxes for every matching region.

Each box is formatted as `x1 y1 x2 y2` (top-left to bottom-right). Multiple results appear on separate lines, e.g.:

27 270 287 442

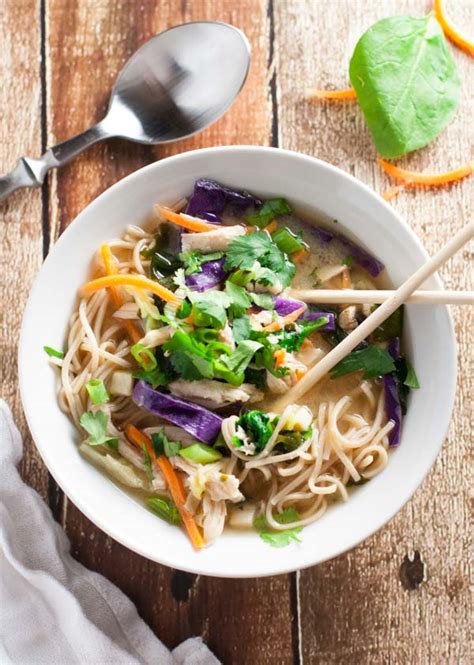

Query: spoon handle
0 122 108 203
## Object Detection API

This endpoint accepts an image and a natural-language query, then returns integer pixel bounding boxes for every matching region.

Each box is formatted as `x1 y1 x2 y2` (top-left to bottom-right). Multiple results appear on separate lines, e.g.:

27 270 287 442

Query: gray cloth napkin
0 400 219 665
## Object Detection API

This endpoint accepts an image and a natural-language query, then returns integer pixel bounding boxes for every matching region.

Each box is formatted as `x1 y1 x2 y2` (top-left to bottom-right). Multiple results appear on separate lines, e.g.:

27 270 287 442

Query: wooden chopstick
288 288 474 305
273 221 474 412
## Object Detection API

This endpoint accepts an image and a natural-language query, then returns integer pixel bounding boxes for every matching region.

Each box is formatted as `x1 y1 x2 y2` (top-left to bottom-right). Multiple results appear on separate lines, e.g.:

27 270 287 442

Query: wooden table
1 1 472 662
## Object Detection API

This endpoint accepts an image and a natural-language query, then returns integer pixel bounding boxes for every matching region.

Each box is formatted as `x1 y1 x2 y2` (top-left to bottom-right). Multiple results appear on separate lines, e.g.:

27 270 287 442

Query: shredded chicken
250 310 274 329
266 370 290 394
254 280 283 295
139 326 173 347
169 379 263 408
181 225 245 253
218 322 235 351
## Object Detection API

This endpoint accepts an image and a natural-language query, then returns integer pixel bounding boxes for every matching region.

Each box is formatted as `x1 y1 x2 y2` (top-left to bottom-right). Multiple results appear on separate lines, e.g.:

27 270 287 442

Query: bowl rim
18 145 457 577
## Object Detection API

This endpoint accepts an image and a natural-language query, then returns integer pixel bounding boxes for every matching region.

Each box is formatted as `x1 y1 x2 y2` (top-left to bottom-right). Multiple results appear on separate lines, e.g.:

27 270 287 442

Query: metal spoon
0 21 250 203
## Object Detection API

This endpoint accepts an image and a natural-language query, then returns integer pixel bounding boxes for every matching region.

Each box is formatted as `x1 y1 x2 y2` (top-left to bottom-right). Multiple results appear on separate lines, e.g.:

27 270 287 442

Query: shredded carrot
265 220 278 234
263 306 306 332
434 0 474 57
295 368 307 381
125 425 205 549
155 205 219 232
300 338 313 351
378 159 474 187
292 249 309 262
82 273 181 304
307 87 357 101
274 349 287 369
100 244 142 343
382 184 409 202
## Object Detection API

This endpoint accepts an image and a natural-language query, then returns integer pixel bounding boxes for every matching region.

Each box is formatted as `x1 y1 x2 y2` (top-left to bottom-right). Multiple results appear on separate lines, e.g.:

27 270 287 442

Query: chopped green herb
232 315 252 344
179 443 222 464
147 497 181 525
278 318 329 353
225 281 252 318
272 226 308 255
151 430 182 457
249 293 275 310
331 344 395 380
371 306 403 342
342 255 354 268
85 379 109 406
244 367 267 390
247 198 292 228
176 299 192 319
43 345 64 359
218 340 262 379
237 410 275 452
181 251 224 275
79 411 118 448
254 508 303 547
192 299 227 330
131 343 157 371
225 231 296 288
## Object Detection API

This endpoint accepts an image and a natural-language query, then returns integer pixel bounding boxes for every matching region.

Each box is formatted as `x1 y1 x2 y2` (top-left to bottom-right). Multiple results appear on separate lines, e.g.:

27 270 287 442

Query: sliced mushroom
338 305 359 331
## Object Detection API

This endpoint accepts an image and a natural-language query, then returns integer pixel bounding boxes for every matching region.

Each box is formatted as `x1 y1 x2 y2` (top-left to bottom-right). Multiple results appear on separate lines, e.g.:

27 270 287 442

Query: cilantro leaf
278 318 328 353
79 411 118 447
151 430 182 457
85 379 109 406
181 251 224 276
331 345 395 380
254 508 303 547
164 331 214 380
219 340 262 375
247 198 292 228
225 281 252 318
225 231 296 288
232 315 252 344
250 293 275 310
192 300 227 329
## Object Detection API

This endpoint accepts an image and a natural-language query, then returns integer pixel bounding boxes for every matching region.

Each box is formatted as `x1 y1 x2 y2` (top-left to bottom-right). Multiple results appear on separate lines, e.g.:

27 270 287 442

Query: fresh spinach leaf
349 14 460 158
331 344 395 379
371 306 404 342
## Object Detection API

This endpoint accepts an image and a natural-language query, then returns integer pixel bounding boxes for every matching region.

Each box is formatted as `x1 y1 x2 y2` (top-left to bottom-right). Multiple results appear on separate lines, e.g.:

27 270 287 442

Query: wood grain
274 0 473 661
0 1 49 499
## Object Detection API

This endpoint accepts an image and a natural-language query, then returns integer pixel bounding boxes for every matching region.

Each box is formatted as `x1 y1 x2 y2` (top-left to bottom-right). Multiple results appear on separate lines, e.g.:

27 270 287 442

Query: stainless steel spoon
0 21 250 203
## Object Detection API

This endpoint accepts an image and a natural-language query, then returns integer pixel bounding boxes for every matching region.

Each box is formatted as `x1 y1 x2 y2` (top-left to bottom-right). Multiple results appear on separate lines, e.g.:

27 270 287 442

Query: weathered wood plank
46 1 295 660
274 0 473 661
0 1 48 498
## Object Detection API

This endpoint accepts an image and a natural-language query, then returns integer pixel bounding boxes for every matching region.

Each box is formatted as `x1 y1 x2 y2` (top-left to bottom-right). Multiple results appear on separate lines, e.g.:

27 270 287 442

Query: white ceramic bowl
19 147 456 577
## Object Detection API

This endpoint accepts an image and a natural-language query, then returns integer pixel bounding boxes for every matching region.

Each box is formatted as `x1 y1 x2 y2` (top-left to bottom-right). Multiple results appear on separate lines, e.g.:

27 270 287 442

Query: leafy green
232 315 252 344
371 306 403 342
79 411 118 447
164 331 214 380
85 379 109 406
181 251 224 275
244 367 267 389
278 318 329 353
272 226 308 255
146 497 181 525
249 293 275 310
151 430 182 457
192 299 227 330
349 14 460 158
225 281 252 318
133 349 172 388
331 344 395 379
276 429 312 452
43 345 64 359
131 343 157 371
176 299 192 319
236 410 275 452
225 231 296 288
219 340 262 376
342 255 354 267
254 508 303 547
404 361 420 389
179 443 223 464
247 198 292 228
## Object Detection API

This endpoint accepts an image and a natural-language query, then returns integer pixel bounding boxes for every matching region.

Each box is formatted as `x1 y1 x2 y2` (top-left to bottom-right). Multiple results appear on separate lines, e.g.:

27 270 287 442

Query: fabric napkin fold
0 400 219 665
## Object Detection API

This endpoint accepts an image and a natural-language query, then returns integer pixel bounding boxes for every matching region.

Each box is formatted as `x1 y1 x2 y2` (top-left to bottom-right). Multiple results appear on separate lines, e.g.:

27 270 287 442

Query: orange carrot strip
263 306 306 332
382 184 409 202
307 87 357 101
100 245 143 343
379 159 474 186
265 220 278 234
125 425 205 549
295 368 307 381
82 274 181 304
274 349 287 369
155 205 219 232
434 0 474 57
292 249 309 262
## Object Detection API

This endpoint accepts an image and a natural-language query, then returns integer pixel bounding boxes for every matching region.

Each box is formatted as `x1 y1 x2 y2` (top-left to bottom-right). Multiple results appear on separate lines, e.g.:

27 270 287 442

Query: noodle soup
48 179 417 549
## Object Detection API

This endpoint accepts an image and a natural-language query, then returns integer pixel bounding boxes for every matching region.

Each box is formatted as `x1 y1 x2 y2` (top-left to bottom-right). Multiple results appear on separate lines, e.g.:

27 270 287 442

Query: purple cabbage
186 179 262 221
185 258 227 292
274 296 306 317
384 336 402 446
298 309 336 332
311 224 384 277
133 380 223 444
387 337 401 359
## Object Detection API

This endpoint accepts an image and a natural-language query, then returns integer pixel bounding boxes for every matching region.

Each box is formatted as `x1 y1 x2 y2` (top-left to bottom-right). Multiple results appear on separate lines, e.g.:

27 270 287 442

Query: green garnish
246 198 292 228
331 345 395 380
151 430 182 457
217 340 263 384
43 345 64 359
349 14 460 158
403 361 420 389
371 306 403 342
254 508 303 547
181 251 224 275
278 318 329 353
79 411 118 448
131 343 157 371
342 255 354 267
133 365 170 388
236 410 275 452
85 379 109 406
179 443 222 464
225 231 296 288
249 293 274 310
225 281 252 318
147 497 181 525
272 226 308 255
232 315 252 344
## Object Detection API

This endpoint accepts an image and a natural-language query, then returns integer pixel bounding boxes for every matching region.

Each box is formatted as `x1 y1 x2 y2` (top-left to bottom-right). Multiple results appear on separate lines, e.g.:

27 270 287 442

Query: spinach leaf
349 15 460 158
237 410 275 452
371 306 404 342
331 344 395 379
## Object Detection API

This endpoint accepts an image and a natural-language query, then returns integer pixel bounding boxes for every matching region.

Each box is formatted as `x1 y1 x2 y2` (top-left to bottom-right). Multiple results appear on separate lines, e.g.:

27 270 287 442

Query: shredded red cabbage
133 380 223 444
185 258 227 292
310 224 384 277
186 178 261 221
383 373 402 446
298 309 336 331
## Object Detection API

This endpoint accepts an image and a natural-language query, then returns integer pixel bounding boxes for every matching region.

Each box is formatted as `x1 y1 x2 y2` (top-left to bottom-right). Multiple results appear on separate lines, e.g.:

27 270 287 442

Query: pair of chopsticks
274 221 474 411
